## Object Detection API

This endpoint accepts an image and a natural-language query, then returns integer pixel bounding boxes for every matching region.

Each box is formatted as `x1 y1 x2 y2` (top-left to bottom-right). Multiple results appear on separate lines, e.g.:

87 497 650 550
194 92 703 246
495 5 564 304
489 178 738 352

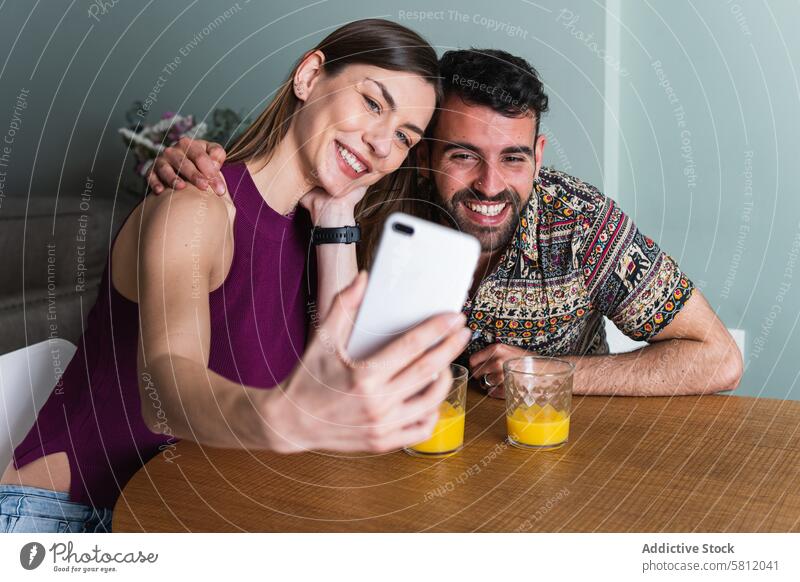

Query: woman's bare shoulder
140 185 235 237
112 186 236 301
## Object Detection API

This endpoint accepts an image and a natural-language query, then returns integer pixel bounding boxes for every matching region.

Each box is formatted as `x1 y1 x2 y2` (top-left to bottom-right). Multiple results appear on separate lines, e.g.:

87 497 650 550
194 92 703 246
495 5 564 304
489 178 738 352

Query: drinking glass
404 364 468 458
503 356 574 450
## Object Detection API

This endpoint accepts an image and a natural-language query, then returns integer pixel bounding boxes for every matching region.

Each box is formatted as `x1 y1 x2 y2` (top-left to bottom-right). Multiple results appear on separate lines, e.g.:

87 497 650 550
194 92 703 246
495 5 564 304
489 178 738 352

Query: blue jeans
0 484 113 533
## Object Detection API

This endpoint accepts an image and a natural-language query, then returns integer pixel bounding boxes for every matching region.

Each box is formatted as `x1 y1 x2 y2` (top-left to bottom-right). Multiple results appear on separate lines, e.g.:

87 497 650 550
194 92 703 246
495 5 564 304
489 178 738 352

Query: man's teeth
465 201 507 217
337 144 365 173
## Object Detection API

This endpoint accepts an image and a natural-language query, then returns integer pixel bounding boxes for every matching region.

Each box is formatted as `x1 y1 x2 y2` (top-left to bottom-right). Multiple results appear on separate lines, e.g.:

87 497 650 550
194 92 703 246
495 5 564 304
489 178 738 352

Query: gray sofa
0 196 134 355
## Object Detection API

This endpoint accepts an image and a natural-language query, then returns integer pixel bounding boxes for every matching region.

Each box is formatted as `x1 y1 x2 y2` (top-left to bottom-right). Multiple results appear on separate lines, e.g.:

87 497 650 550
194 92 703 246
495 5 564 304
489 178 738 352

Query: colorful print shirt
461 166 694 359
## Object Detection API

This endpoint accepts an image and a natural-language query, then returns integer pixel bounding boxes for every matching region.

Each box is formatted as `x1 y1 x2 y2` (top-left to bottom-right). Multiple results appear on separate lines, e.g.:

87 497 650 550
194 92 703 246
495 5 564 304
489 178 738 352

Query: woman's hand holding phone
261 272 472 454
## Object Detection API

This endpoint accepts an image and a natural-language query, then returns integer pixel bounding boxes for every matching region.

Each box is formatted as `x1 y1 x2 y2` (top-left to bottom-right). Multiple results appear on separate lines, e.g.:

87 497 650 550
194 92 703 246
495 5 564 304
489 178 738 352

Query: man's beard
431 184 524 253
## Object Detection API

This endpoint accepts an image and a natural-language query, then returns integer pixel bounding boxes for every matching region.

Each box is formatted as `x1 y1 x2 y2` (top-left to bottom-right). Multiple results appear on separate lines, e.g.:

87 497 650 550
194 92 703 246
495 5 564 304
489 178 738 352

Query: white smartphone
346 212 481 361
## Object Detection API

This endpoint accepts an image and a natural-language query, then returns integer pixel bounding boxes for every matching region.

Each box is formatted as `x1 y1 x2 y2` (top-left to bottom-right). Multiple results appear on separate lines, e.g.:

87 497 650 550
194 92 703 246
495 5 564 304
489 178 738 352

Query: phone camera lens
392 223 414 236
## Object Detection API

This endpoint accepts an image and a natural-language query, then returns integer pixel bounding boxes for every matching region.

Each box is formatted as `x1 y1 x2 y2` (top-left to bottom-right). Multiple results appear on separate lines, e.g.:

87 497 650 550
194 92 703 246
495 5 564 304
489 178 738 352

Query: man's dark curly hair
438 48 549 135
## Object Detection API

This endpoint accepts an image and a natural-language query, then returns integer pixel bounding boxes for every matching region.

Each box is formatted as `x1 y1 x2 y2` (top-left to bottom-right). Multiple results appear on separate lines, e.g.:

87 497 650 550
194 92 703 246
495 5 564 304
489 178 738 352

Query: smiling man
147 48 743 397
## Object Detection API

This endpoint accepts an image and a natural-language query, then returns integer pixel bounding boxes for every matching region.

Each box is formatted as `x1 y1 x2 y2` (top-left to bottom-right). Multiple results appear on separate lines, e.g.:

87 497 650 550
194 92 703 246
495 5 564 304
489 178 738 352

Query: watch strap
311 224 361 245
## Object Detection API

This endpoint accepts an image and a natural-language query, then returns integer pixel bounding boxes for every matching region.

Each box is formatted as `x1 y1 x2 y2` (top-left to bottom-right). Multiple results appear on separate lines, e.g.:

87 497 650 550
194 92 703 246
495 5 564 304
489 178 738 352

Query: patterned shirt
461 166 694 359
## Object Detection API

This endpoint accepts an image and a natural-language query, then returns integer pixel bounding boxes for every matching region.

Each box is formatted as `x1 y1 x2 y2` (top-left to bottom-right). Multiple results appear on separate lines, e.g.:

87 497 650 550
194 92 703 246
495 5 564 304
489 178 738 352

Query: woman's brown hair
227 18 442 268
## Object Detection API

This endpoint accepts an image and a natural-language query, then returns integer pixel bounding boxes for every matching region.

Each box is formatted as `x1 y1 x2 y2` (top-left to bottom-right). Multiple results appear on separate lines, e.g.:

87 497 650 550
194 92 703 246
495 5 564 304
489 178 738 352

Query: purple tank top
13 162 312 509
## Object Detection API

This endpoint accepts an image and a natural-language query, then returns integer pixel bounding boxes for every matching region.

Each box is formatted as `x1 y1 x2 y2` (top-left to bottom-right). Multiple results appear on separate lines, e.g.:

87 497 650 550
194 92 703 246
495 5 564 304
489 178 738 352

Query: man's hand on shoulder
148 137 228 196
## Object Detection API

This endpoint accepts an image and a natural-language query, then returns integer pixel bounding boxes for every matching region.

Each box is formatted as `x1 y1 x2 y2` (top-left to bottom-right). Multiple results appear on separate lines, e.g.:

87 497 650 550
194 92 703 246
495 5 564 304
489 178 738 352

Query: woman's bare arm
133 187 277 449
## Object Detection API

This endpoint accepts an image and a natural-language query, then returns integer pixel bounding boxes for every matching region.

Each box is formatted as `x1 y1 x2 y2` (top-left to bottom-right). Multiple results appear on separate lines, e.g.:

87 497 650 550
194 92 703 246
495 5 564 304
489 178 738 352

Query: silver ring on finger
482 373 499 389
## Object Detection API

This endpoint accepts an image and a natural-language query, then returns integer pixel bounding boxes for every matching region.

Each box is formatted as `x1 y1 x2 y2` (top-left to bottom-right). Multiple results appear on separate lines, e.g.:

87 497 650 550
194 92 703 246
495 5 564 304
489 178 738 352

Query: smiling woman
0 19 473 533
224 19 442 268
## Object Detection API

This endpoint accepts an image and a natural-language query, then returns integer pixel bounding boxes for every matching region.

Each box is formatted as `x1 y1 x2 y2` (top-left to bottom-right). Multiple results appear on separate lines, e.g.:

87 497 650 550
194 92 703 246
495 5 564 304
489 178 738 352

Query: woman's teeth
465 201 507 217
337 144 366 174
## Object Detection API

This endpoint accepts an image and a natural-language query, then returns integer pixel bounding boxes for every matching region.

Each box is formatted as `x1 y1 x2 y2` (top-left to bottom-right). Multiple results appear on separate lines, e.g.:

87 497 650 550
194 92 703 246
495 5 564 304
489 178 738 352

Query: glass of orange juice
503 357 574 450
404 364 468 458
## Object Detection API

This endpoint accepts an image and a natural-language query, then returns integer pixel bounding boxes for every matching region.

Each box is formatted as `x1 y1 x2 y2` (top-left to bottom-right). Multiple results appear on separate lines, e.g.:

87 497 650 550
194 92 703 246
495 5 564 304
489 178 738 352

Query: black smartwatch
311 224 361 245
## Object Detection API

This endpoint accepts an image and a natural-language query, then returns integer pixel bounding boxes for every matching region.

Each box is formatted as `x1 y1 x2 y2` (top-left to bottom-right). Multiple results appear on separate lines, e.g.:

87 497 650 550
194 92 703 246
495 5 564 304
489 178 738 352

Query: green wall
614 1 800 399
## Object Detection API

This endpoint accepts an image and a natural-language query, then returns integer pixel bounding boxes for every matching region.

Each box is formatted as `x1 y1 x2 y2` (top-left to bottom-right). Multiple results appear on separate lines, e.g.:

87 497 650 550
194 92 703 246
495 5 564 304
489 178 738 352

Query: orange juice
506 403 569 448
408 401 466 455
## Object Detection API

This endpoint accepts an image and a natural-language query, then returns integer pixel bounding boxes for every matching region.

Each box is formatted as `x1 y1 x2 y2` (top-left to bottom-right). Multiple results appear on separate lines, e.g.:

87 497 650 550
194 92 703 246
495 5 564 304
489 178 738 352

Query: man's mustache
451 188 522 209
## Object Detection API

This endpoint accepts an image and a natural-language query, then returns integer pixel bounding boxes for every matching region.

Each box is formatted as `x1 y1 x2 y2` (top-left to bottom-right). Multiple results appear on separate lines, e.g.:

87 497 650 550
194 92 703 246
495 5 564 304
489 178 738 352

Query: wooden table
114 387 800 532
